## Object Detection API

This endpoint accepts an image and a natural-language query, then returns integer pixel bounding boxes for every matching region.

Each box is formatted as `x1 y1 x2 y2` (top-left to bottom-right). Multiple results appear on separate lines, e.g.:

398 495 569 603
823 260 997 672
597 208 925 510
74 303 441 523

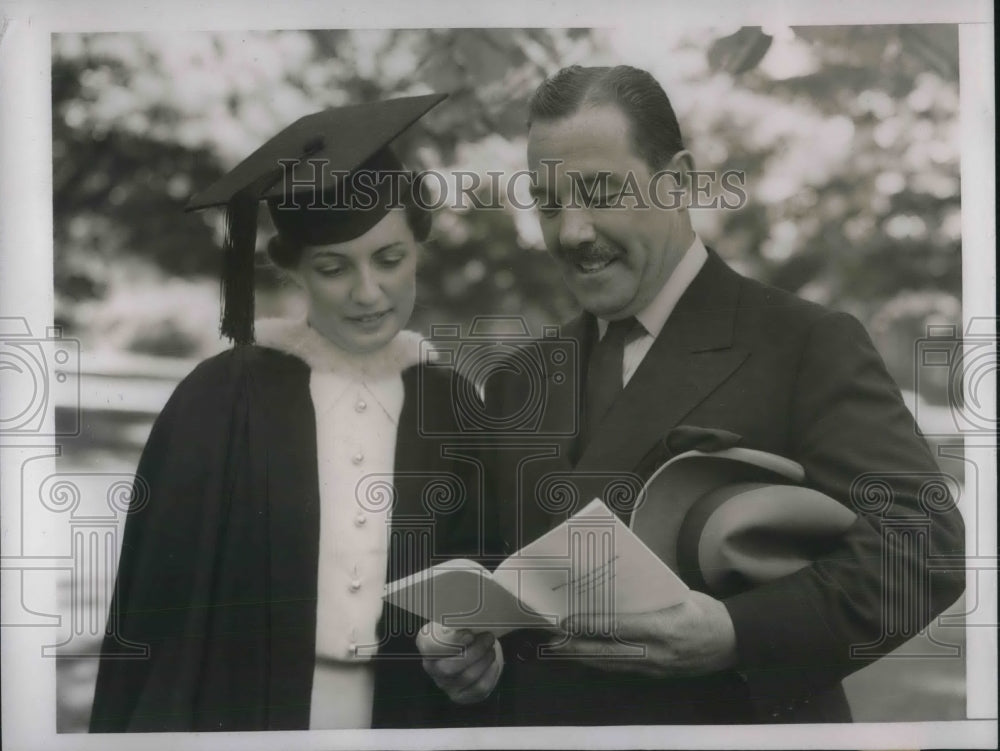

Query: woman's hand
416 622 504 704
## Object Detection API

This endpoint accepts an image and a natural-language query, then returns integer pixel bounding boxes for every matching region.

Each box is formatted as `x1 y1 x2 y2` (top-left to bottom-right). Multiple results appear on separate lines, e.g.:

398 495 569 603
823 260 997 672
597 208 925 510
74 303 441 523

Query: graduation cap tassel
220 189 259 345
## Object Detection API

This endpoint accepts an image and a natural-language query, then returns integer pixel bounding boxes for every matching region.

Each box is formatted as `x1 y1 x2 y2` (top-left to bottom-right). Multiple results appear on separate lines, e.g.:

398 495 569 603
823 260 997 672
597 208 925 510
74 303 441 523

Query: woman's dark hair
266 172 432 270
527 65 685 171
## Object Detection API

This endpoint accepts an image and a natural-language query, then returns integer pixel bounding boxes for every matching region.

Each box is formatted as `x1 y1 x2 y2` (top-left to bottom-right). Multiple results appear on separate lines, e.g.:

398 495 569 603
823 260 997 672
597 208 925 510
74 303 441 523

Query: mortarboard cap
186 92 447 345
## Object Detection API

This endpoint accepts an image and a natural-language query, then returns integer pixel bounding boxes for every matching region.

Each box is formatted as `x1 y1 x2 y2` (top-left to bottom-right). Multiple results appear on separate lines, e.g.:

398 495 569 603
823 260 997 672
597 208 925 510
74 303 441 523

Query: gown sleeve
89 350 247 732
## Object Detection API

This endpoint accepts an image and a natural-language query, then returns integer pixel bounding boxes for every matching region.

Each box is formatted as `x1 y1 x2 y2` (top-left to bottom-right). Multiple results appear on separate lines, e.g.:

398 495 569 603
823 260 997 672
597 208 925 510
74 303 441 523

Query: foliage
52 26 961 403
701 25 961 398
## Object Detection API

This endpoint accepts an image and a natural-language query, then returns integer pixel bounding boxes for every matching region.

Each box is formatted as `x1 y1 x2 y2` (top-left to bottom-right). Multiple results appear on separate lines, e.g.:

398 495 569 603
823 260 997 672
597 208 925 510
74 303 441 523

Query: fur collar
254 316 425 376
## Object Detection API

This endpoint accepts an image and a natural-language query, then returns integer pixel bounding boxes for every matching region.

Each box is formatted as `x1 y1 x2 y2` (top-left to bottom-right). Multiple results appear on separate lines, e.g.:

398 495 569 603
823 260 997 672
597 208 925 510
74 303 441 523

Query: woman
88 95 500 732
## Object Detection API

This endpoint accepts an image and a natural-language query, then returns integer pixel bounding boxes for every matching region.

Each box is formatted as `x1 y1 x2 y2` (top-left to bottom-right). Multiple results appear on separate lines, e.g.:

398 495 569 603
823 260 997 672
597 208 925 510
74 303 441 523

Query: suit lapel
576 251 748 479
501 315 590 543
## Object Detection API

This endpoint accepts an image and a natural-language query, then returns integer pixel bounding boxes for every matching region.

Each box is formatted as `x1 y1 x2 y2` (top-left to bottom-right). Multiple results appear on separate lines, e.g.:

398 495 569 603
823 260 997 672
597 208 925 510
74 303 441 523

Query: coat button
354 512 367 527
349 579 362 592
355 399 367 413
352 452 364 465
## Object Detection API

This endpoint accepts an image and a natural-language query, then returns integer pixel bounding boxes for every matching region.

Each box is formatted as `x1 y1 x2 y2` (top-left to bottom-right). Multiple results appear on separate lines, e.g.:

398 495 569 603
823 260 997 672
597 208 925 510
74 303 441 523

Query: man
418 65 965 724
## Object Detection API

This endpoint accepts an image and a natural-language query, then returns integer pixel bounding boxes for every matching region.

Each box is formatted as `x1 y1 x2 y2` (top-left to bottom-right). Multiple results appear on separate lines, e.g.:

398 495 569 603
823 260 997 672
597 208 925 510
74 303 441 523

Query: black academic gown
89 343 494 732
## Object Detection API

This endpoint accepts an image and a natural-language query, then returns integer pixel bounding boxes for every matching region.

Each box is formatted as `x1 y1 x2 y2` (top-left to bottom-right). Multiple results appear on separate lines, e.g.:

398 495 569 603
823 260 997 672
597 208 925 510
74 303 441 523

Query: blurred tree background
52 25 961 402
50 26 969 731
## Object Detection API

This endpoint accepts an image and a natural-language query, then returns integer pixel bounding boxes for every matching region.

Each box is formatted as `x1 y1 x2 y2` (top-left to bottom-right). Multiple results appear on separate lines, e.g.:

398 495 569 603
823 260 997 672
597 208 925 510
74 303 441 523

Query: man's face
527 104 693 320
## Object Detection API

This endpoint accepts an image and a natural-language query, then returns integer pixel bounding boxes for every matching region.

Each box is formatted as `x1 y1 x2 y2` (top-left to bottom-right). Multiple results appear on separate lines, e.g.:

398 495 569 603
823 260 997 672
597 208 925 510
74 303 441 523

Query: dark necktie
583 316 638 445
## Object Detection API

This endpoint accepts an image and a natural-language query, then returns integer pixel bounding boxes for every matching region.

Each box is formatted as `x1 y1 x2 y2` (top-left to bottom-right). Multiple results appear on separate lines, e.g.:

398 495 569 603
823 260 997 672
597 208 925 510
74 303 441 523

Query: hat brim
678 482 857 596
629 448 806 573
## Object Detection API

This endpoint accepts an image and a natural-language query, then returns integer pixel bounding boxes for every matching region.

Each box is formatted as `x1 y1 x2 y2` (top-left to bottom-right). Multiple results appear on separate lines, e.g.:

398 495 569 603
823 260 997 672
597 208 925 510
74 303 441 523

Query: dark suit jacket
482 250 966 725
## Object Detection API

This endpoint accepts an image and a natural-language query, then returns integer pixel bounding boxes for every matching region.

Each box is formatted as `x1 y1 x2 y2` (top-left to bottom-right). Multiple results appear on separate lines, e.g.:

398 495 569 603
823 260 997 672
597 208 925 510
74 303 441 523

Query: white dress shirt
596 235 709 385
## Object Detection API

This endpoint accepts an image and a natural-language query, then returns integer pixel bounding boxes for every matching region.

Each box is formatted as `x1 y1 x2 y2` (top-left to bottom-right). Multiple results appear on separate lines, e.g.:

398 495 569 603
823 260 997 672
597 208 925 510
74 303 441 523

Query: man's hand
547 591 737 677
416 622 504 704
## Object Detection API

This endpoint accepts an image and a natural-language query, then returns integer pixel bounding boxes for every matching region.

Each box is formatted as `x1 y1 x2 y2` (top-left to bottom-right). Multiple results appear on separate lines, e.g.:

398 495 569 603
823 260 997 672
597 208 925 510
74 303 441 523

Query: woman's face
294 208 418 354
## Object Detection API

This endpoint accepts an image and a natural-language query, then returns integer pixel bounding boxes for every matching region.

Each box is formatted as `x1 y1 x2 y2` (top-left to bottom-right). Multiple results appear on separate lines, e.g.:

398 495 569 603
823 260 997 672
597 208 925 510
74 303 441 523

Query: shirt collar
597 234 709 340
257 316 412 423
254 315 424 375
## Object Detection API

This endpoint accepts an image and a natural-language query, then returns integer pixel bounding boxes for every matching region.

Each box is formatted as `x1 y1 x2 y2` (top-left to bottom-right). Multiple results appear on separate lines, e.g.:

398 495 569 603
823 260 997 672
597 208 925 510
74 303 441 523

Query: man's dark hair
527 65 685 171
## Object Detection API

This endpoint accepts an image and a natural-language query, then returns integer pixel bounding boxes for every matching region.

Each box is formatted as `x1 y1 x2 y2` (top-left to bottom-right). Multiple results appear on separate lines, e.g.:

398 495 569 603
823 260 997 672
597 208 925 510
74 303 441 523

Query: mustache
560 240 621 263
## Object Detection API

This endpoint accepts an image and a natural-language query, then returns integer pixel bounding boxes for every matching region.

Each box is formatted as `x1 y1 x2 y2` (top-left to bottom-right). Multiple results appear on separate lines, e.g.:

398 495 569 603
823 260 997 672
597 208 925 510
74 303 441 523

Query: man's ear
666 150 696 209
667 149 696 178
649 150 696 210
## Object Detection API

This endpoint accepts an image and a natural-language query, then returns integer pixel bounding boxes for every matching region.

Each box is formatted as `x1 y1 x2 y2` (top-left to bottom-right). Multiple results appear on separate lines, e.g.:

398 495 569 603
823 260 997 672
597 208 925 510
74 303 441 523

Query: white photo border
1 1 995 749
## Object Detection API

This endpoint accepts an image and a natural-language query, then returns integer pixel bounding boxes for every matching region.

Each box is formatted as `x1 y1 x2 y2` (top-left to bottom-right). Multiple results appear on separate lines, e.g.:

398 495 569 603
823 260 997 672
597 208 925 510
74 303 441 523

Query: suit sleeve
722 311 966 714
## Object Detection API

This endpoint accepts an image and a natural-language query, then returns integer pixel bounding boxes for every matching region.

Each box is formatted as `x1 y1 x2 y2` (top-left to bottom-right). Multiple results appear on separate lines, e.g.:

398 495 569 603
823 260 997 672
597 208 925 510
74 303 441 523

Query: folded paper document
383 498 690 636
